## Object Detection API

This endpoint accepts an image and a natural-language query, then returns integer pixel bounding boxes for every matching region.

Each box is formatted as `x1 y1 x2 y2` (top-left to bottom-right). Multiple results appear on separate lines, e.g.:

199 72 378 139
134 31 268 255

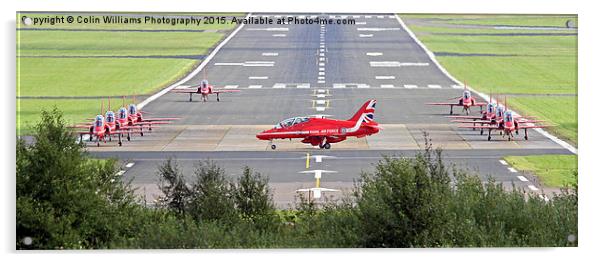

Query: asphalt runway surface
87 13 573 206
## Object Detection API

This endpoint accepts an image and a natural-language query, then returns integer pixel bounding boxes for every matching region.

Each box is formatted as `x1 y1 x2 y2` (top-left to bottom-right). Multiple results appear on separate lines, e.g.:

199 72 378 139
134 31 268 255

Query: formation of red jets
70 97 179 147
427 87 552 141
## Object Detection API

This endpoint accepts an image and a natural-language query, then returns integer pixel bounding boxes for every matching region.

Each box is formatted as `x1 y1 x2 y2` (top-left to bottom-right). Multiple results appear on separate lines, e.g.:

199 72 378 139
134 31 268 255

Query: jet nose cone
256 132 267 140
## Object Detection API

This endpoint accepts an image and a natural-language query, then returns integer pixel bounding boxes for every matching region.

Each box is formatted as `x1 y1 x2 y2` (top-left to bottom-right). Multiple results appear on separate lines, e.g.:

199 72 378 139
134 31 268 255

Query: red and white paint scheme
257 100 380 150
171 79 240 102
426 88 487 115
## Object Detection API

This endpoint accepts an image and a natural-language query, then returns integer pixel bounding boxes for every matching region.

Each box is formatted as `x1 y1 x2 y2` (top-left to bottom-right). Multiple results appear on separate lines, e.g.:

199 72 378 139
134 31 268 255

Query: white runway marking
249 76 269 80
377 15 385 19
272 34 287 37
247 27 289 31
357 27 400 31
352 15 360 18
319 53 325 57
261 52 279 56
365 15 372 18
318 76 325 80
388 15 396 19
316 100 326 105
115 170 125 176
359 34 373 38
380 84 395 88
214 62 243 66
316 107 326 112
452 85 464 89
428 84 442 89
528 185 539 191
317 89 326 93
319 63 325 66
317 80 325 84
356 22 367 25
508 167 518 173
248 85 262 89
357 84 370 89
370 61 430 67
333 84 346 89
318 72 325 75
319 57 325 61
366 52 383 56
316 94 326 98
319 67 325 71
499 160 508 165
215 61 275 67
297 83 310 89
517 176 529 182
272 83 286 89
175 85 191 89
224 85 238 89
125 162 135 168
375 76 395 80
404 84 418 89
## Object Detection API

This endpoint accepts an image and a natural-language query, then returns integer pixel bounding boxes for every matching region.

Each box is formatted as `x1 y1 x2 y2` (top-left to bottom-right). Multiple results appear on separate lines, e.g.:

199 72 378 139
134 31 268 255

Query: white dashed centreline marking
272 34 287 37
249 76 269 80
428 84 442 89
262 52 279 56
508 167 518 173
528 185 539 191
375 76 395 80
125 162 135 168
248 85 262 89
517 176 529 182
359 34 373 38
366 52 383 56
224 85 238 89
404 84 418 89
499 160 508 165
380 84 395 88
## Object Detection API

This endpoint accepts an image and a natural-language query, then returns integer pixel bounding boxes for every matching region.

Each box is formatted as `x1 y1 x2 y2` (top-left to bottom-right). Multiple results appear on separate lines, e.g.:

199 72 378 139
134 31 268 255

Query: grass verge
504 155 577 188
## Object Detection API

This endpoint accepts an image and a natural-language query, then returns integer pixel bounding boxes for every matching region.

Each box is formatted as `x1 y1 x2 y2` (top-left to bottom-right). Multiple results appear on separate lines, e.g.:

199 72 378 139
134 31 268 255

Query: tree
188 160 238 223
232 166 277 229
157 158 191 215
16 108 141 249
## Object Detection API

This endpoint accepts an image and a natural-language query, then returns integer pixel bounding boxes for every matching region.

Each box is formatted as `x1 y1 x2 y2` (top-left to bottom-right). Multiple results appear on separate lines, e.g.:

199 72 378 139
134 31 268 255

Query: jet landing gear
189 93 193 102
216 93 220 102
319 143 331 149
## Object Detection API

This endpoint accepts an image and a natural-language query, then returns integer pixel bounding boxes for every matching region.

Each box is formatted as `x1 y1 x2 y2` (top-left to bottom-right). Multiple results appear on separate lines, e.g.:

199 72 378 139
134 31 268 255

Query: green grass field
507 96 577 144
401 14 577 146
503 155 577 188
17 12 239 134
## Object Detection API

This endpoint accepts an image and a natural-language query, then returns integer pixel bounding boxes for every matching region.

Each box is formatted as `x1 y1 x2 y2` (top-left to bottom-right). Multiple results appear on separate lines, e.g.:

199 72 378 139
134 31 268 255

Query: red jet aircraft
256 100 380 150
73 114 128 147
427 89 487 115
171 80 240 102
457 110 550 141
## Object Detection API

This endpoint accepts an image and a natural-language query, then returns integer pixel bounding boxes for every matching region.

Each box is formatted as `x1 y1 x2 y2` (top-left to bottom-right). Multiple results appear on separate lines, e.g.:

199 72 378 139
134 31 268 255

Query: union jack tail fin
348 100 376 123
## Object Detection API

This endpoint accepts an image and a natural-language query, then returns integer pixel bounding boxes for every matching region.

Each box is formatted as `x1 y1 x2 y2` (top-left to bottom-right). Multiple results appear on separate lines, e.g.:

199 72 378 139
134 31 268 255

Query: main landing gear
319 142 331 149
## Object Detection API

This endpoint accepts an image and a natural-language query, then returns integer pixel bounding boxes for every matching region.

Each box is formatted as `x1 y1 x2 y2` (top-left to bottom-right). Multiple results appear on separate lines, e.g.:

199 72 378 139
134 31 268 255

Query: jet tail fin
347 100 376 123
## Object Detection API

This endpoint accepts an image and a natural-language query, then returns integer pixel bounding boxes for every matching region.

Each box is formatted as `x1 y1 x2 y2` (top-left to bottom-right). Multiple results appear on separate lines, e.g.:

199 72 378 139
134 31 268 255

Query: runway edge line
394 14 577 155
137 13 252 109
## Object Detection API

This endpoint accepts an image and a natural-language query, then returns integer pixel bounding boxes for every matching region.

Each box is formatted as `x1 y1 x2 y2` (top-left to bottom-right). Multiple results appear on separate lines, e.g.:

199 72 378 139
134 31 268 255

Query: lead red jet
171 79 240 102
426 88 487 115
256 100 380 150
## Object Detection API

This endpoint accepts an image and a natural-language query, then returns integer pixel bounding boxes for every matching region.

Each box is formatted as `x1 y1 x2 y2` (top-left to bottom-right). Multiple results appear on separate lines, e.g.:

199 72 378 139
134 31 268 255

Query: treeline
16 109 578 249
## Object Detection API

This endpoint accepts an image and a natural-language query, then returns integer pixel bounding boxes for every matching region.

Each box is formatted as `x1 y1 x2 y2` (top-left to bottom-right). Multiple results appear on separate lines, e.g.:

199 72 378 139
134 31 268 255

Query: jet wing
142 117 180 121
471 102 488 106
457 125 501 129
451 120 495 124
171 89 199 93
212 89 241 94
518 125 553 129
426 102 461 106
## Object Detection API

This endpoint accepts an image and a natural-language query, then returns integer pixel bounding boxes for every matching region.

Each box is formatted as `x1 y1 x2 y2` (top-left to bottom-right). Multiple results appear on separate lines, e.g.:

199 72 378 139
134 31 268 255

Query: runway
87 13 573 205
